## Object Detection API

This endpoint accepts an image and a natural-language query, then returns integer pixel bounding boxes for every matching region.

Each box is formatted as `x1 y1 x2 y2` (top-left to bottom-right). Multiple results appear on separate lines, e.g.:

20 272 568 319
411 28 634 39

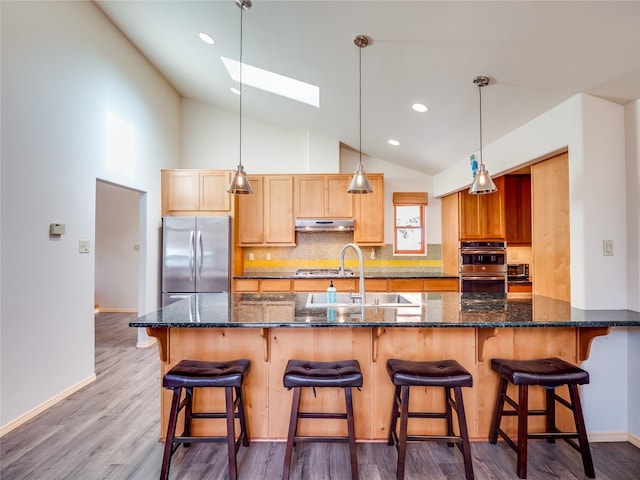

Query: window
393 192 428 255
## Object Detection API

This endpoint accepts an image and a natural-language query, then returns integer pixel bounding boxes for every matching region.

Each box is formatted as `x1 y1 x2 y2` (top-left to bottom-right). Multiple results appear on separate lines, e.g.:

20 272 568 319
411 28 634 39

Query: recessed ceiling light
221 57 320 108
412 103 429 113
231 87 240 95
388 139 400 146
199 32 215 45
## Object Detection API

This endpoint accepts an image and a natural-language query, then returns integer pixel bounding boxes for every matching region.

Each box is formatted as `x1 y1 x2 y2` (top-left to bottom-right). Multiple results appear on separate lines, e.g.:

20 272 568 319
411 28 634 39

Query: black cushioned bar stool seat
387 359 474 480
160 359 250 480
489 357 595 479
282 359 363 480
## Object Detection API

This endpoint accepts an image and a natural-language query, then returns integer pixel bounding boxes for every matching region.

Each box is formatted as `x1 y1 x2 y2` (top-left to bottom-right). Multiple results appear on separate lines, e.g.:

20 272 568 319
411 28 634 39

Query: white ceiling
96 0 640 176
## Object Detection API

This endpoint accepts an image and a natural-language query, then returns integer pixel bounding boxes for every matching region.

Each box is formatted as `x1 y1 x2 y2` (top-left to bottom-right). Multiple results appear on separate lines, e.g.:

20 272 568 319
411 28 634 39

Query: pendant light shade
348 35 373 194
468 75 497 195
227 0 254 195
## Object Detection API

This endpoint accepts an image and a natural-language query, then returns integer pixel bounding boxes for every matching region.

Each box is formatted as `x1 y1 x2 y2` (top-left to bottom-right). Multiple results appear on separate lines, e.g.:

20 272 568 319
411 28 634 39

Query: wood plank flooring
1 312 639 479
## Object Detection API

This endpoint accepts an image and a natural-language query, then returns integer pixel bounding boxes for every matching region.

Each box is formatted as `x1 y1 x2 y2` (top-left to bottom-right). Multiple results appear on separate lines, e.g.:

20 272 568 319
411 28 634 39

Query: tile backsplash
243 232 442 274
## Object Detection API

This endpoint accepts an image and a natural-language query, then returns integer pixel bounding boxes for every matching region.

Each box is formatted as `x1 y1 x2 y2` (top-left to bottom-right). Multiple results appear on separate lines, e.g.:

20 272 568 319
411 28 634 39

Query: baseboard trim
0 373 97 437
136 338 157 349
589 431 633 443
96 308 137 313
629 432 640 449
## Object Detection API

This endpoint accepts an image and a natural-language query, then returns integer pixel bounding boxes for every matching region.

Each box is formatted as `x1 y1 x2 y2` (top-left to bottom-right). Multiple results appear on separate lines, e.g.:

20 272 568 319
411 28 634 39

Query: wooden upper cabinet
238 175 294 246
458 176 505 240
162 169 232 215
505 174 532 245
294 174 353 218
237 175 264 244
353 174 384 245
264 175 295 245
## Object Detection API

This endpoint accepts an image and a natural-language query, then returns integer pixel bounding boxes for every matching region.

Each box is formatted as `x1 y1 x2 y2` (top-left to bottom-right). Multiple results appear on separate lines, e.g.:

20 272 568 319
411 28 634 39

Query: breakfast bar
131 292 640 442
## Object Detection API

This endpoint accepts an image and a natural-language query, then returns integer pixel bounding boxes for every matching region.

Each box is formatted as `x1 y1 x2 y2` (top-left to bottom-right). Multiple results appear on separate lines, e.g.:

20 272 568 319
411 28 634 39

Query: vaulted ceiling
96 0 640 175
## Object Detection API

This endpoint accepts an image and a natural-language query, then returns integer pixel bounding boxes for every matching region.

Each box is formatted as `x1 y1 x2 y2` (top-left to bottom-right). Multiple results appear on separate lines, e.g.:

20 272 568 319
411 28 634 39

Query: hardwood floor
1 312 639 479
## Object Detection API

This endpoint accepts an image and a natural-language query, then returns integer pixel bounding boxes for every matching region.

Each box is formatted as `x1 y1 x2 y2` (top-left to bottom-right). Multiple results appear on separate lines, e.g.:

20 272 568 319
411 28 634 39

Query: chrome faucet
339 243 365 303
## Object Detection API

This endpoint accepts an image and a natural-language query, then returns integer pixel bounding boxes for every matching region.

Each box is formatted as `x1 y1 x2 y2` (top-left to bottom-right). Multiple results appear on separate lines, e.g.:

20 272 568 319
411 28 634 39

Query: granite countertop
130 292 640 329
235 271 458 279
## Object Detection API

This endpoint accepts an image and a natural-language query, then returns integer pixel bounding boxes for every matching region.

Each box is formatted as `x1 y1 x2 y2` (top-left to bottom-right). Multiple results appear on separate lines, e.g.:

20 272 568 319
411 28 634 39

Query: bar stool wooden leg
282 386 301 480
545 388 556 443
236 386 249 447
568 385 595 478
345 387 358 480
183 387 193 447
445 387 455 447
396 385 410 480
489 377 508 444
388 386 400 446
225 386 238 480
453 386 475 480
160 388 182 480
517 385 529 479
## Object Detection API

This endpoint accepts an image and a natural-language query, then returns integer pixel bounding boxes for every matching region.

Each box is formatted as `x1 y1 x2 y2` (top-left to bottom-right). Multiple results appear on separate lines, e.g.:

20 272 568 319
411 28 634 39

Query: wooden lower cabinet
153 326 582 441
236 277 459 293
234 279 292 292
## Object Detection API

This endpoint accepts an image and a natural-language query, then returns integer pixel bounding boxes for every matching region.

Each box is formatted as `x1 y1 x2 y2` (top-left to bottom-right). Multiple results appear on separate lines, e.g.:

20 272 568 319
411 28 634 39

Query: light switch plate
79 240 90 253
603 239 614 256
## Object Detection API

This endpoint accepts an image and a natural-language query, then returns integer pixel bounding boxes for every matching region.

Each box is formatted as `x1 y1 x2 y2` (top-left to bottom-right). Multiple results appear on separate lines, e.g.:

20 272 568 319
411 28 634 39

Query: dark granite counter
130 292 640 329
234 271 458 279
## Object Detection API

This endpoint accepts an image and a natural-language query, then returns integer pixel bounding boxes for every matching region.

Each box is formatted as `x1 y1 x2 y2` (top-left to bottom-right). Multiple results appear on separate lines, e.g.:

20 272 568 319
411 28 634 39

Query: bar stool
387 359 474 480
160 359 250 480
489 357 595 479
282 359 363 480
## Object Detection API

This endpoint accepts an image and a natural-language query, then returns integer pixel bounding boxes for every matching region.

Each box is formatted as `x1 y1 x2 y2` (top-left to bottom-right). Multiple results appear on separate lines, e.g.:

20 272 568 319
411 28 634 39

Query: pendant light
227 0 254 195
347 35 373 194
468 75 497 195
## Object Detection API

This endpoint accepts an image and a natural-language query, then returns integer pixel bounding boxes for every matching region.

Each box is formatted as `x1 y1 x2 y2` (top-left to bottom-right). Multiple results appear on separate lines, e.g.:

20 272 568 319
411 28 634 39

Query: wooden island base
148 325 608 442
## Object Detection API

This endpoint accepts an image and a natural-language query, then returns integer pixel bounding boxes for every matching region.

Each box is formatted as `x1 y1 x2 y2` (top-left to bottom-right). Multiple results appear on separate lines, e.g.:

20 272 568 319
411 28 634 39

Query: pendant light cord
358 41 362 166
478 82 483 168
238 4 244 168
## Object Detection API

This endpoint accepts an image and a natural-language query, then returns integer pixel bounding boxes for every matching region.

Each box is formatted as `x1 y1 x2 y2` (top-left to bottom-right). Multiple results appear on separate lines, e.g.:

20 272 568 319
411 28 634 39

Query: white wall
95 181 140 311
0 1 180 431
625 100 640 439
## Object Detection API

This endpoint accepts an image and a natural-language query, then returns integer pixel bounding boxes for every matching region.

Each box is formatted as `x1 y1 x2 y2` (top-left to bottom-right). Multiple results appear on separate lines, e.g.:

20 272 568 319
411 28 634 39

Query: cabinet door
200 171 232 212
326 175 353 218
353 174 384 245
294 176 325 217
264 176 294 245
165 170 199 212
483 176 505 239
238 176 264 245
458 191 483 239
505 175 531 244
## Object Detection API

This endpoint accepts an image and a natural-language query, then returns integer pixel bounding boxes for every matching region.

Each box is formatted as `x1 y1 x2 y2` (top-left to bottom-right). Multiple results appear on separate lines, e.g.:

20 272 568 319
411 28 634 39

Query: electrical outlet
249 253 254 260
79 240 90 253
266 253 272 261
370 248 376 259
603 239 614 256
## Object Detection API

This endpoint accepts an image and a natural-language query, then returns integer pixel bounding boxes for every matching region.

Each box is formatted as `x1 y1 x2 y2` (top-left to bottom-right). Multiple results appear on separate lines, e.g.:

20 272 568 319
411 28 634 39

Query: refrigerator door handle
189 230 195 281
197 230 203 280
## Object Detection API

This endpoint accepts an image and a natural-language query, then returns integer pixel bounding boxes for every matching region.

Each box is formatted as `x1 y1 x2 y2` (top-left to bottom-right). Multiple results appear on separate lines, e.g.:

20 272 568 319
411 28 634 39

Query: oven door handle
460 250 506 255
460 276 506 281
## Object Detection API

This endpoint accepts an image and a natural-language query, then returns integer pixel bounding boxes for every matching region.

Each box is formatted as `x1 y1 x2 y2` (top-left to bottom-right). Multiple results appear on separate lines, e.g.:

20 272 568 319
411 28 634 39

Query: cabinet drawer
260 279 292 292
365 279 388 291
423 278 459 292
234 279 260 292
508 283 532 293
293 278 357 292
388 279 423 292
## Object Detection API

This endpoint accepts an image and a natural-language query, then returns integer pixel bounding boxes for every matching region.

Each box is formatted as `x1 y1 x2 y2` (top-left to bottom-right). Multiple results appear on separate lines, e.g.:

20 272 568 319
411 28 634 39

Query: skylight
221 57 320 108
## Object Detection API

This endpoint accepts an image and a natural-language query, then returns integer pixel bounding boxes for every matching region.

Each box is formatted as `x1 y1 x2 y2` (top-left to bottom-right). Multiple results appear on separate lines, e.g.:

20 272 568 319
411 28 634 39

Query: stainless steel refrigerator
161 216 231 306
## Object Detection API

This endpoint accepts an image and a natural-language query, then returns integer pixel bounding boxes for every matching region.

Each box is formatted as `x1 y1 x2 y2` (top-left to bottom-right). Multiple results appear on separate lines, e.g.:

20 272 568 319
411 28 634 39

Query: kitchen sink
305 292 421 308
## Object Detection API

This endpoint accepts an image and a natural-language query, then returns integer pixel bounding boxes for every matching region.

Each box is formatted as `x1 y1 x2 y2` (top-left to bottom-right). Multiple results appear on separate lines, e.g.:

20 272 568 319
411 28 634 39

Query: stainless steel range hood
294 219 354 232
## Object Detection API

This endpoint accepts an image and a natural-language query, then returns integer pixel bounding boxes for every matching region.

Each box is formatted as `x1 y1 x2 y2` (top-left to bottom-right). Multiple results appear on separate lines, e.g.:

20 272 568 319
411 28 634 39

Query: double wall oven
459 241 507 294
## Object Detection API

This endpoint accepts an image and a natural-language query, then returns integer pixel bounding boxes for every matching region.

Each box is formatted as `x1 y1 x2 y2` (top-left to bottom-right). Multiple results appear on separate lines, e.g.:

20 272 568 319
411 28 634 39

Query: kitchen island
131 292 640 442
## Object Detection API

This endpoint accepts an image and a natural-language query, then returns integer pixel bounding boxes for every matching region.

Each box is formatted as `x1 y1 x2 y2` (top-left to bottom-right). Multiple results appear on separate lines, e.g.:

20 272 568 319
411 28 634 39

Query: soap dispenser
327 280 337 303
